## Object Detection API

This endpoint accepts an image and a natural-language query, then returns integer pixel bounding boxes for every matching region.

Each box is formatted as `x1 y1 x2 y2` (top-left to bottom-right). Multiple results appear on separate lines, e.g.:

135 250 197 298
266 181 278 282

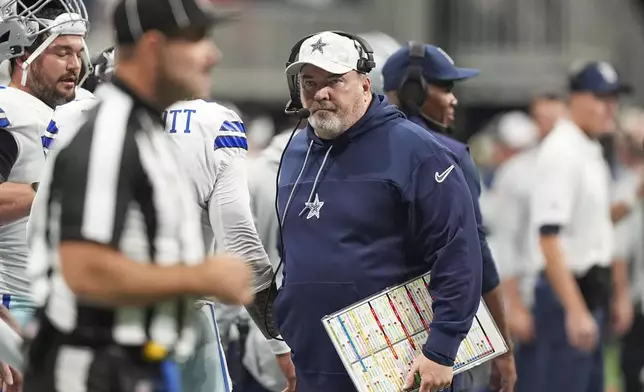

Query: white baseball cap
285 31 363 76
496 111 538 150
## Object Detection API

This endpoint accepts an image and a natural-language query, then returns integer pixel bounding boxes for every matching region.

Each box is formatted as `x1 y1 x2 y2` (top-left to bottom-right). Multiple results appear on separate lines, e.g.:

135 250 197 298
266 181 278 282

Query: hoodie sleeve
459 150 500 295
402 149 483 366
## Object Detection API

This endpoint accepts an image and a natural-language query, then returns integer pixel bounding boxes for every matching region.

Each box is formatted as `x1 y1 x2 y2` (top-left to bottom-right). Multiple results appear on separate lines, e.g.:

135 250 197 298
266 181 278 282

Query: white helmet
0 0 90 86
357 31 401 94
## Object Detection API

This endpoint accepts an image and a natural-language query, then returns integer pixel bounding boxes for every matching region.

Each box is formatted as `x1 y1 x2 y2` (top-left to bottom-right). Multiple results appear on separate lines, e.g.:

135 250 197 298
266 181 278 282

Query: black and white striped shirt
28 77 205 358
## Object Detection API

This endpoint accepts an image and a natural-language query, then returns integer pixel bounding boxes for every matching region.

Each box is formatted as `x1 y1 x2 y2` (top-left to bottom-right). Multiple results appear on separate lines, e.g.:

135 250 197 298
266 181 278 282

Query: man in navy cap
529 61 631 392
382 43 516 392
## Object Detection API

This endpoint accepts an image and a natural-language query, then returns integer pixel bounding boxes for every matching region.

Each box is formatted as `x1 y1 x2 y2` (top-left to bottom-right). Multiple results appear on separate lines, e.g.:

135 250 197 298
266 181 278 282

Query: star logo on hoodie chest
304 193 324 219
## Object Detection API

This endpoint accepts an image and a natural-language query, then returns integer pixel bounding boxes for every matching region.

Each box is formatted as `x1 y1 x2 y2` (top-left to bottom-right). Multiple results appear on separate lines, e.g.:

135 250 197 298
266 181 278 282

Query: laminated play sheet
322 272 508 392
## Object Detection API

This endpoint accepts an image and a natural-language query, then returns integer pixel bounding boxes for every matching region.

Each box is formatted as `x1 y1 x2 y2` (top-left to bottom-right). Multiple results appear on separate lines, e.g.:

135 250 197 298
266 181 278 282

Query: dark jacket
408 115 501 294
275 95 482 391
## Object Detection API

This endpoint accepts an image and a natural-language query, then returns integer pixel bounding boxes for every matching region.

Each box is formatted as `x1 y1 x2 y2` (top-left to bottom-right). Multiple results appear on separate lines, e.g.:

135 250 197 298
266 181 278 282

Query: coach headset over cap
284 31 375 113
113 0 238 44
382 43 480 93
381 43 479 113
0 0 91 86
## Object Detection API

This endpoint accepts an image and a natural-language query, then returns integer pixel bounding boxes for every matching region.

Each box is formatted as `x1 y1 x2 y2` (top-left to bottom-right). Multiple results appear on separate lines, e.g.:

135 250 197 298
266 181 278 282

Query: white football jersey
0 86 53 300
26 90 98 281
163 100 273 292
41 88 97 156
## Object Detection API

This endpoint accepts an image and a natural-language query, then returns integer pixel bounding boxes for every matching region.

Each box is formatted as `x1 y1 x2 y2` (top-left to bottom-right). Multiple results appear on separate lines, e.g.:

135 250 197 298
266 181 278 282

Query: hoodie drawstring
299 145 333 217
281 140 314 224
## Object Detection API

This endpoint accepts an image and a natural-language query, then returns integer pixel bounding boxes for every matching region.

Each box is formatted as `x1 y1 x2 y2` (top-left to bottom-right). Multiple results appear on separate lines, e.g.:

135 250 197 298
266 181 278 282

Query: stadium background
81 0 644 390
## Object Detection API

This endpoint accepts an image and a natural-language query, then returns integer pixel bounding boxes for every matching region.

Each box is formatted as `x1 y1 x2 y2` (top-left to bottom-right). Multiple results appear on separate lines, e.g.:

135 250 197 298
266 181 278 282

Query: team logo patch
303 193 324 220
436 47 455 65
597 62 618 84
310 37 328 54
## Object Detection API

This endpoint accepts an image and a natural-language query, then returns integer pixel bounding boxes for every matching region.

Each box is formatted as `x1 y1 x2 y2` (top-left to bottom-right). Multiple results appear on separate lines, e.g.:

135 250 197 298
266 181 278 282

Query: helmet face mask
80 47 115 93
0 0 88 36
96 47 115 82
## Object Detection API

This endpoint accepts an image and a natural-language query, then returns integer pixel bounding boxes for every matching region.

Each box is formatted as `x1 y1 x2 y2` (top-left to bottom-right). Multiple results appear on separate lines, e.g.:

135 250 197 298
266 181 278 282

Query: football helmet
0 0 90 86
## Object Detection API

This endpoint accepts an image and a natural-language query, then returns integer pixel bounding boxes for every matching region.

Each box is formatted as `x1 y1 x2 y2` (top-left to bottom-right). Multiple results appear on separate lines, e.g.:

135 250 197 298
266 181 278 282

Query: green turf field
605 342 622 392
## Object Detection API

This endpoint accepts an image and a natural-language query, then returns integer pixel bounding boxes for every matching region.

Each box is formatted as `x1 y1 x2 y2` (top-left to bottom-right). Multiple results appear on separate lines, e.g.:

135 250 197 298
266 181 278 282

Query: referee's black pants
23 319 168 392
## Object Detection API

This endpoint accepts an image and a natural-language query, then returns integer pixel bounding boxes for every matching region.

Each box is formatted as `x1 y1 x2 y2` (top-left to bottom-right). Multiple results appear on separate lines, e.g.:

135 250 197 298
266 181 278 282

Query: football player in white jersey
163 99 296 392
0 1 90 332
37 46 296 392
0 1 90 389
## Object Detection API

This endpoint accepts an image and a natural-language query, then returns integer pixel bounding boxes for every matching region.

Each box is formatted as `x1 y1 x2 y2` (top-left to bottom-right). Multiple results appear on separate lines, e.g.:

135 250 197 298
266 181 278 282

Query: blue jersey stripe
219 120 246 133
2 294 10 309
42 135 54 149
46 120 59 135
214 135 248 150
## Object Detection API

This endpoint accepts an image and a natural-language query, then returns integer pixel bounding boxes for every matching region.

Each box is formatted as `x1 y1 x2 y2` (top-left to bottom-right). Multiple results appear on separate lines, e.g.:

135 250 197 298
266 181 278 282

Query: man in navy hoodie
276 31 483 392
381 43 516 392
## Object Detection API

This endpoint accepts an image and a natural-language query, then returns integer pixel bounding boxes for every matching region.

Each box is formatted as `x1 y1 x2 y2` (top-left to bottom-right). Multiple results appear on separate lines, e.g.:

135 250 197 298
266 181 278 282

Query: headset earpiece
398 41 428 113
284 31 376 114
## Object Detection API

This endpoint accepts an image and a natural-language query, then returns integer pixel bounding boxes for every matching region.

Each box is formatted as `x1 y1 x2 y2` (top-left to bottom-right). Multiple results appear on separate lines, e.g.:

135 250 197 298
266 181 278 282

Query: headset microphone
295 108 310 119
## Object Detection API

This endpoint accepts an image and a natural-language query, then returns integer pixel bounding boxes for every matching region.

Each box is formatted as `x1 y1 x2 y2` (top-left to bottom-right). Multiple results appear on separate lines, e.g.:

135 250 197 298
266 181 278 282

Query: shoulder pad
0 86 54 129
43 98 99 153
75 87 96 101
0 107 9 128
209 101 247 151
0 87 12 128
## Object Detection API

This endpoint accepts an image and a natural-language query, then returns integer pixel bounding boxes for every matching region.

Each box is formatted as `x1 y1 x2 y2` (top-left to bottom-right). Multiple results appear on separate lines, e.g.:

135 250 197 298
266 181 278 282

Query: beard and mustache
308 101 352 139
28 64 79 109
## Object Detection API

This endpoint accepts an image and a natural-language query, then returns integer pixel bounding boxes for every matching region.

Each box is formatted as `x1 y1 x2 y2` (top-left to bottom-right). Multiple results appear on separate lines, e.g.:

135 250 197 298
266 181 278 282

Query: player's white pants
0 295 30 373
181 300 232 392
0 319 22 370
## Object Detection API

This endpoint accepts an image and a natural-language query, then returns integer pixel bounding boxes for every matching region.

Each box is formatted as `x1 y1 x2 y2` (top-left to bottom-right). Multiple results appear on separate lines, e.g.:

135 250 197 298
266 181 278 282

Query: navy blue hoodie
408 115 500 295
275 95 482 391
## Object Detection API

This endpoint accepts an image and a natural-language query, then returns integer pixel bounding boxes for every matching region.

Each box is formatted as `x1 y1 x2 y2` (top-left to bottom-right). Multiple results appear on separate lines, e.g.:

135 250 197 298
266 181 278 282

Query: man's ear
14 53 29 68
363 75 372 96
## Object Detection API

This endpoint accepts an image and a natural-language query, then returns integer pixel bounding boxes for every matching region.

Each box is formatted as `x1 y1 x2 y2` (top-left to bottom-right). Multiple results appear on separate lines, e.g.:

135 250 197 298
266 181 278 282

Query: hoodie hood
306 94 405 150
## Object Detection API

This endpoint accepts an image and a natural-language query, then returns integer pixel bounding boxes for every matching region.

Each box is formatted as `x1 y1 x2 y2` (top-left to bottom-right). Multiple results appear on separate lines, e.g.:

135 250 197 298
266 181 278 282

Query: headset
397 41 428 114
284 30 376 115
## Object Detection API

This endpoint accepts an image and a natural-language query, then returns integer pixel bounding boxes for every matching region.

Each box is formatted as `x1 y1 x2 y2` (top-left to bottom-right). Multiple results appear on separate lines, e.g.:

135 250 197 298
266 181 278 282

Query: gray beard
309 112 346 140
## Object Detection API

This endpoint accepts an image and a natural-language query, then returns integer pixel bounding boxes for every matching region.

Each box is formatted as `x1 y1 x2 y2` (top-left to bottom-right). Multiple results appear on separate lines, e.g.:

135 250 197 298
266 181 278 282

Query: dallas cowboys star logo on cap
310 37 328 54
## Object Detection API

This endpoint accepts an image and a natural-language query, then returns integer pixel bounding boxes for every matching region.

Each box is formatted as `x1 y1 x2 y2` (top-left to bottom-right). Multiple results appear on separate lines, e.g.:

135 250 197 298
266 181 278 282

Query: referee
23 1 253 391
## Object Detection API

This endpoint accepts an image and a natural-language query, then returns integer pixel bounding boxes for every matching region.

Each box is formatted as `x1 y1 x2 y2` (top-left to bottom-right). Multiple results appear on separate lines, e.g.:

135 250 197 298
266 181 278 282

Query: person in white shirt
489 93 567 392
530 61 631 392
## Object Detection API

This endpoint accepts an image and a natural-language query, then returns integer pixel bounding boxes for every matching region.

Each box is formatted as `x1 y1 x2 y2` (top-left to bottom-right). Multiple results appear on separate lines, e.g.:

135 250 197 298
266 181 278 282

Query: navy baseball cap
382 44 480 92
569 61 631 96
